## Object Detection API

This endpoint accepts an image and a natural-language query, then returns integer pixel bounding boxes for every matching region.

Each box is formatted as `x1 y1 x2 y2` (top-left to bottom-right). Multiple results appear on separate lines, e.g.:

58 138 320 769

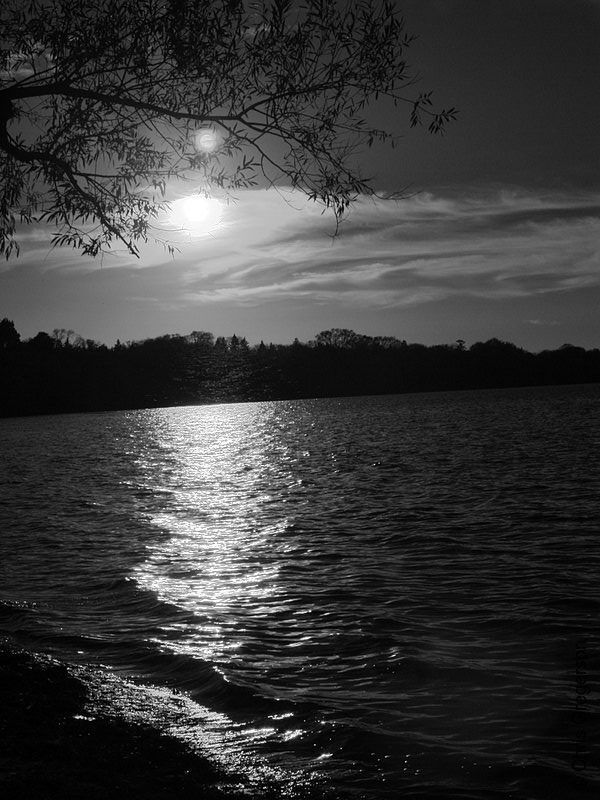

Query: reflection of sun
170 195 224 234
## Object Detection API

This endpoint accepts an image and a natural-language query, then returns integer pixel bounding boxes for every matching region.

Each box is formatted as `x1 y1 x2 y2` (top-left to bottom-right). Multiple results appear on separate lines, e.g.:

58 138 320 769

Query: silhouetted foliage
0 316 20 348
0 0 456 259
1 324 599 417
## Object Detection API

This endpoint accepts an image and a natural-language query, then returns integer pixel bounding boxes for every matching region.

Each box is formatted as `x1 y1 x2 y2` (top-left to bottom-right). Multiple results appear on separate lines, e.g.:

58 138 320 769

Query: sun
193 128 219 153
170 195 224 234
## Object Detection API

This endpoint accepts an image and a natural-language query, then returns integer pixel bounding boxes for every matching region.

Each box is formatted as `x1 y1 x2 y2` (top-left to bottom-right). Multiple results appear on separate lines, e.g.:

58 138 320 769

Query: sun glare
170 195 224 234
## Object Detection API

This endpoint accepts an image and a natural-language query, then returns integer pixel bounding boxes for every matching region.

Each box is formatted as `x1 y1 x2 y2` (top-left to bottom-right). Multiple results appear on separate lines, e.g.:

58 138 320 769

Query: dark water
1 385 599 799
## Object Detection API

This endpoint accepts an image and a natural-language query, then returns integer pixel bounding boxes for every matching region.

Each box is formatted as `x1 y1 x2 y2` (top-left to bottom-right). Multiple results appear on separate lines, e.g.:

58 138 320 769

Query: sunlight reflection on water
128 403 351 795
134 403 291 660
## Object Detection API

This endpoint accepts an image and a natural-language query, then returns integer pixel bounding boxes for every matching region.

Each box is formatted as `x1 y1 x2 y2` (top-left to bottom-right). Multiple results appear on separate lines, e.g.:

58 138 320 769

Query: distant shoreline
1 379 599 421
1 321 599 418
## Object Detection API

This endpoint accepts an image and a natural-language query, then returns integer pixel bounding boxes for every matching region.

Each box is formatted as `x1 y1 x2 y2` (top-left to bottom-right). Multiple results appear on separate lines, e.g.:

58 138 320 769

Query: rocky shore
0 643 247 800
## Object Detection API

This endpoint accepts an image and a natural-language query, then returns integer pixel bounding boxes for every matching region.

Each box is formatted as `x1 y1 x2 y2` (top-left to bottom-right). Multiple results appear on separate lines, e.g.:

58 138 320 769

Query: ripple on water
1 386 600 798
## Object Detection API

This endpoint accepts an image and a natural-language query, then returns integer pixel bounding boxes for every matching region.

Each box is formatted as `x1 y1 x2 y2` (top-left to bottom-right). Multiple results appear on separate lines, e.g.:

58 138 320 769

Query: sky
2 0 599 351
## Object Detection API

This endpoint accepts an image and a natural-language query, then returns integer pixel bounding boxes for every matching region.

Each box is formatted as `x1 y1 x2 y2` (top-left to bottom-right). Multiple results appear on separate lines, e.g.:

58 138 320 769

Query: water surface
1 385 599 798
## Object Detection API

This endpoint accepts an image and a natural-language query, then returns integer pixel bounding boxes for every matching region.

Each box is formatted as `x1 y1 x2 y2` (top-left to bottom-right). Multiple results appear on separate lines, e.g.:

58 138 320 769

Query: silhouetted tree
0 316 20 348
187 331 214 348
315 328 365 348
51 328 77 347
468 338 533 388
0 0 455 258
28 330 55 353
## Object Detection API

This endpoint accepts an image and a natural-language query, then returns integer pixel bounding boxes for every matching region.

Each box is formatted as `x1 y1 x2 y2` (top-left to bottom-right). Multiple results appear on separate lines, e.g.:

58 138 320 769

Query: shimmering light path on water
1 385 599 799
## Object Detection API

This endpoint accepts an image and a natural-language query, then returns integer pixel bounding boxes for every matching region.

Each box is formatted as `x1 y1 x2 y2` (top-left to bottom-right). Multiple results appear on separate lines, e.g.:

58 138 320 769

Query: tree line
1 319 598 417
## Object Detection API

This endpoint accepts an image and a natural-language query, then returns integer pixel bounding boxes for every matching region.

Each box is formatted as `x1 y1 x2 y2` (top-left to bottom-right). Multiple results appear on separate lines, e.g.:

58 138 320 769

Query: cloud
527 319 559 327
146 186 600 310
7 185 600 315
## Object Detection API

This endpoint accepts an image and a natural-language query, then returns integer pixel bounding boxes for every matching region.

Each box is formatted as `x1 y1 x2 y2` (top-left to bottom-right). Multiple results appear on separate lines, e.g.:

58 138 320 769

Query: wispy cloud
137 186 600 310
6 185 600 314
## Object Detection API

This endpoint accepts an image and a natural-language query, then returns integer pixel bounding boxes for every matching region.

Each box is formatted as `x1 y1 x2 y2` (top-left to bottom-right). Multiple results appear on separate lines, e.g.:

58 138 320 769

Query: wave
0 596 303 722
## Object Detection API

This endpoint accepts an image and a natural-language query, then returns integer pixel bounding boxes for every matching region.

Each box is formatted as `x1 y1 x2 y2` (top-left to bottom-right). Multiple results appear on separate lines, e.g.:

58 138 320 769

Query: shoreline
0 642 251 799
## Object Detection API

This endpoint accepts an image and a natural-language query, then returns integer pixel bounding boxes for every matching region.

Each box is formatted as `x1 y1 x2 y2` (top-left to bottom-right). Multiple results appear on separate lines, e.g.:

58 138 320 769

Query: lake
1 384 599 799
